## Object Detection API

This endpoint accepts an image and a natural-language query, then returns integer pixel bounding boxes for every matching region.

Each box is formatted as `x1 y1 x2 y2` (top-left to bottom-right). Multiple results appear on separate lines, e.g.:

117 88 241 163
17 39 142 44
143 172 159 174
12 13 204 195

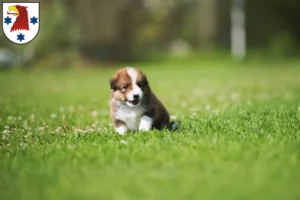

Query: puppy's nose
133 94 139 99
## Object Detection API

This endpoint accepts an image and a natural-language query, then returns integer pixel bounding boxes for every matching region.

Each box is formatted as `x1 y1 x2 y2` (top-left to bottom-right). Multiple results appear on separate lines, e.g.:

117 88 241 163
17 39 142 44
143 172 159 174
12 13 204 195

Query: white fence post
231 0 246 60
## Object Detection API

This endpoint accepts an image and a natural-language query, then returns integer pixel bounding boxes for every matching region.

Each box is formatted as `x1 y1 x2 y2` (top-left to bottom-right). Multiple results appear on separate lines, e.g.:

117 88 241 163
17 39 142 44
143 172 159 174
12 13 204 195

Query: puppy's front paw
139 125 151 132
116 125 127 135
139 115 153 132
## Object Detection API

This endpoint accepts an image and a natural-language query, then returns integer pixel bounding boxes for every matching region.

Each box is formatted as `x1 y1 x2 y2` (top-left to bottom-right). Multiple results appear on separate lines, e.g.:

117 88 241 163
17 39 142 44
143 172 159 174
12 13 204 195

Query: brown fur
109 67 170 130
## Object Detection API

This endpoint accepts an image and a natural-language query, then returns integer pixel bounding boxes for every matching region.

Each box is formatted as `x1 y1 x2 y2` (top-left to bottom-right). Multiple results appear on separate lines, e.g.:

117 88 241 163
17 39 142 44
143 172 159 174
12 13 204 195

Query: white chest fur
115 104 146 130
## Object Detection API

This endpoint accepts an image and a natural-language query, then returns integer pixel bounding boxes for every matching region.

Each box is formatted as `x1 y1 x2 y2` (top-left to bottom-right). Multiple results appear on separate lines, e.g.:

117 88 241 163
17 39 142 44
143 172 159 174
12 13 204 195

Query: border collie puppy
109 67 177 134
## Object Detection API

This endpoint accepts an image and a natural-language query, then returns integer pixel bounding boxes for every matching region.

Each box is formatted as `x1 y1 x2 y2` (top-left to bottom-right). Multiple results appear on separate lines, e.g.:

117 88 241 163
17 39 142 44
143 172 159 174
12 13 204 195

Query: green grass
1 59 300 200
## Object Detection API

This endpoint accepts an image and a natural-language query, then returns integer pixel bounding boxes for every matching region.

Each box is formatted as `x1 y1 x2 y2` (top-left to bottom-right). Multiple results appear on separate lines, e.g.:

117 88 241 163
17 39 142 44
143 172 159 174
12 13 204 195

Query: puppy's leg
115 120 128 135
139 115 153 132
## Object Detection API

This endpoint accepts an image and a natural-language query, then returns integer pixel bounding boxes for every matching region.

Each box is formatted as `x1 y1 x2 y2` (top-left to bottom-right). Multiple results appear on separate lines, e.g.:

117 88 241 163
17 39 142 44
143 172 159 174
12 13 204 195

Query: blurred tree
73 0 145 62
1 0 300 67
231 0 246 60
246 0 300 55
198 0 218 49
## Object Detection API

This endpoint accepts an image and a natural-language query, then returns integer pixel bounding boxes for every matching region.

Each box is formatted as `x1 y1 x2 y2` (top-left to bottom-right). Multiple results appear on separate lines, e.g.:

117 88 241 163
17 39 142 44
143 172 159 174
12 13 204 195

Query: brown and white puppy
109 67 175 134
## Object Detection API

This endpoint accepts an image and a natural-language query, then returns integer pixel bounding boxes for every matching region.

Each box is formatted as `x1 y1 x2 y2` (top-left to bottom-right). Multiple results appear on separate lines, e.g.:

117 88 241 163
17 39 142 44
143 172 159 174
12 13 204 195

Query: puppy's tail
167 121 180 132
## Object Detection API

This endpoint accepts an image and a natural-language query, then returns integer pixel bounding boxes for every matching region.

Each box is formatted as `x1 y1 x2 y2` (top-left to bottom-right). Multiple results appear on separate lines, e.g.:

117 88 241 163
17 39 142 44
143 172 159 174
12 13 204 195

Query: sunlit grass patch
0 60 300 200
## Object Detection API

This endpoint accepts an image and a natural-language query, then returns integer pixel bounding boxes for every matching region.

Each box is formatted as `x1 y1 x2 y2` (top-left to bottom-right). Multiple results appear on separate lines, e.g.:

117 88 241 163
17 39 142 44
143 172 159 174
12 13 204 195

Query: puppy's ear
109 78 117 90
144 77 149 86
142 74 149 86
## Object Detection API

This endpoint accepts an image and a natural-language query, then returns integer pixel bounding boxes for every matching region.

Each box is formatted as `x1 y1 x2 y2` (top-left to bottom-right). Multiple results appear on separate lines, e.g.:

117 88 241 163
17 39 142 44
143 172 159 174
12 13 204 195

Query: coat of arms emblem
2 2 39 44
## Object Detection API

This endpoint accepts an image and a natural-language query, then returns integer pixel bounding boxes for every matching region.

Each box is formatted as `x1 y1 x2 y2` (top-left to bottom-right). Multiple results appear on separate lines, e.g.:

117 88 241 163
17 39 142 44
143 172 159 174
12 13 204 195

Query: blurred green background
1 0 300 68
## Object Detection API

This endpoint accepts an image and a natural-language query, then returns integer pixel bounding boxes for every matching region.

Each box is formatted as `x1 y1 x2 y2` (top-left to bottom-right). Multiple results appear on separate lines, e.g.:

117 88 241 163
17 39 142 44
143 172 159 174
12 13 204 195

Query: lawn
0 58 300 200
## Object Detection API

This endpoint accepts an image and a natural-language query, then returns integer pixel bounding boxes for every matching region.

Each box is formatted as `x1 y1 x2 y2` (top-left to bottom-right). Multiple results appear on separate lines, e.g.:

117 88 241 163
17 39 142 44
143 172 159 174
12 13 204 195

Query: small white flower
230 92 240 100
92 111 98 117
67 145 74 150
59 106 65 113
74 128 84 133
18 116 22 120
51 113 57 118
68 106 74 112
213 109 220 115
170 115 177 120
30 114 35 120
83 126 95 133
190 107 200 112
38 127 45 131
55 127 62 133
205 105 211 110
4 126 9 129
7 116 13 120
3 130 10 134
120 140 128 145
23 121 29 128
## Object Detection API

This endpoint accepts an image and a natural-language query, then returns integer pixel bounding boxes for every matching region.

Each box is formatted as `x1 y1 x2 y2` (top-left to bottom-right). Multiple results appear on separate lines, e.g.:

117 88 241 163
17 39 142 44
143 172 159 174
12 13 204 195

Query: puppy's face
109 67 149 107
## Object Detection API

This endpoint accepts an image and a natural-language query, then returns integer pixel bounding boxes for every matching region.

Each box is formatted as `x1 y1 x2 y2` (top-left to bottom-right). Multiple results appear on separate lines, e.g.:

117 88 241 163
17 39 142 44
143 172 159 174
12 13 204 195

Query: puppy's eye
137 83 143 88
137 81 148 89
121 85 128 93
